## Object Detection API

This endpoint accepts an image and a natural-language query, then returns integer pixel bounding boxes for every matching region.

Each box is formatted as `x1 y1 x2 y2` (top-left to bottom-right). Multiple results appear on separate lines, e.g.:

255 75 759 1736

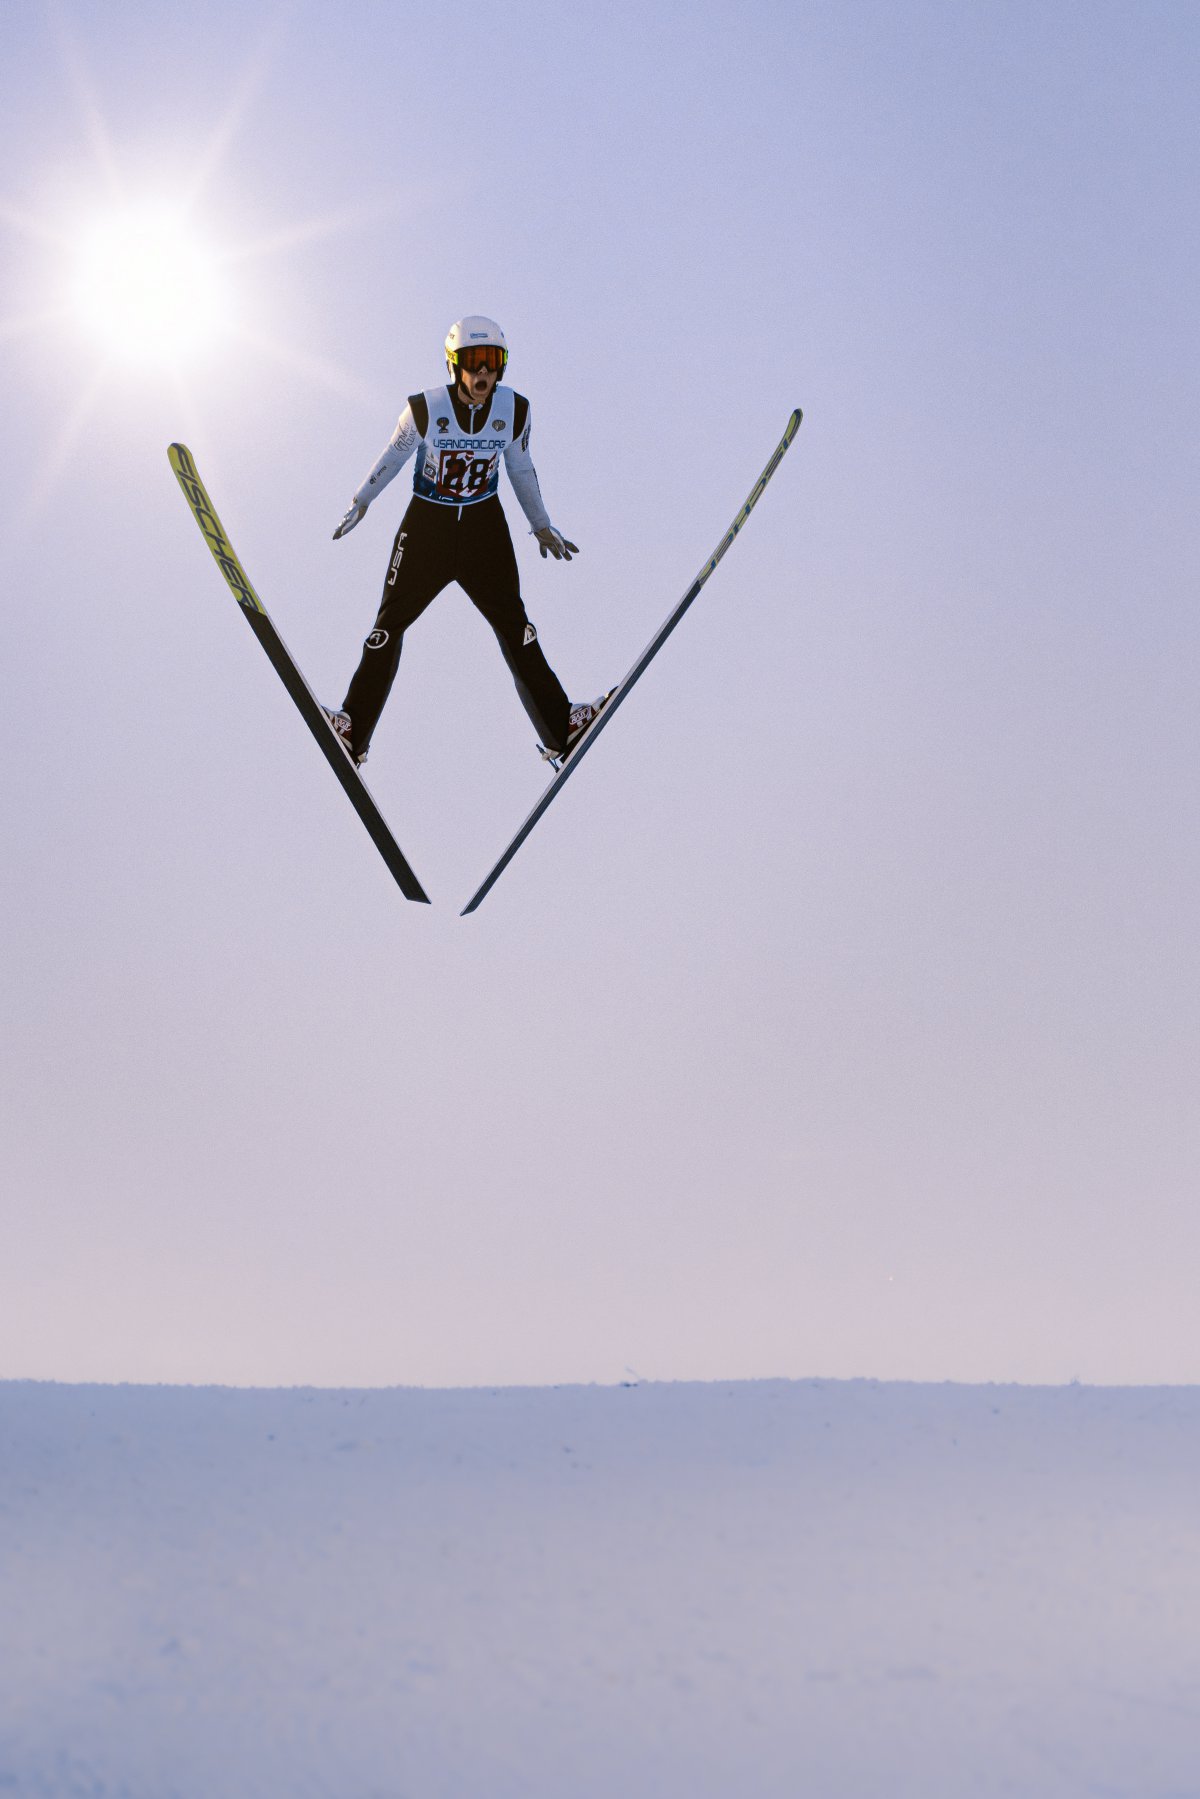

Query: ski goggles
452 343 507 373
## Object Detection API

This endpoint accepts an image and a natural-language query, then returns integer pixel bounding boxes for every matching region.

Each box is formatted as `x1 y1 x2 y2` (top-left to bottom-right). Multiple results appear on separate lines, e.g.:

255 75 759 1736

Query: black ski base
461 408 802 914
168 442 429 905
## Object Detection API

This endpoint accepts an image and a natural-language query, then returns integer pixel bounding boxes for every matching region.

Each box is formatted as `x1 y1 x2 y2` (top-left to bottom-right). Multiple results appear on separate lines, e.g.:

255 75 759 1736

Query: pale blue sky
2 0 1198 1385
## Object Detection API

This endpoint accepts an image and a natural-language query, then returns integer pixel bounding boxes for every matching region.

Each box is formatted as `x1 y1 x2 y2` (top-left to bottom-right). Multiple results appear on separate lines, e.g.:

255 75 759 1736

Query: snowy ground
2 1380 1199 1798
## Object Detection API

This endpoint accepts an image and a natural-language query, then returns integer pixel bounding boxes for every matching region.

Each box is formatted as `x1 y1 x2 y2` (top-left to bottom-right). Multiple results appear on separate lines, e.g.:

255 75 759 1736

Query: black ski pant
342 495 571 757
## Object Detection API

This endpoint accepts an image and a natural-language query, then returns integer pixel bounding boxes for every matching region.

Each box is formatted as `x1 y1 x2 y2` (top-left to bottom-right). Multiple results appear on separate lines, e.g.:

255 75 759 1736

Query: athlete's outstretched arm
332 404 422 539
503 401 577 559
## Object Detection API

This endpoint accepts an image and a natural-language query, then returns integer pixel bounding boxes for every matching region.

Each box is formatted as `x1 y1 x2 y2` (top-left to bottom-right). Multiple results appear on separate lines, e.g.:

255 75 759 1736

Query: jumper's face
452 343 506 406
457 360 500 405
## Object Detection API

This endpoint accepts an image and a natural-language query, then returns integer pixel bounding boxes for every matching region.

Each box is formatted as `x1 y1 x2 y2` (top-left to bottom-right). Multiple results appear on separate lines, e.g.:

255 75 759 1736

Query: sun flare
2 20 396 515
71 208 230 366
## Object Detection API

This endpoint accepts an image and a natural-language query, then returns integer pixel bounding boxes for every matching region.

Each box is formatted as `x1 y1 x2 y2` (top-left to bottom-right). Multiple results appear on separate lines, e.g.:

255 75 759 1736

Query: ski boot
321 706 368 768
539 690 617 768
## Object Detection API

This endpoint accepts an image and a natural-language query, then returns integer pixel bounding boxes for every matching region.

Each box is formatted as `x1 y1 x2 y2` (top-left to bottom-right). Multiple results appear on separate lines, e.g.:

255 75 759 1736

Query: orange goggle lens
453 344 506 373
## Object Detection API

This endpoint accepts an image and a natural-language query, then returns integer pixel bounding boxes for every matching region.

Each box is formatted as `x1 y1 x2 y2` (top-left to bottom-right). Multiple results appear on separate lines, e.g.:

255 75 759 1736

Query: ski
167 443 430 905
460 407 802 915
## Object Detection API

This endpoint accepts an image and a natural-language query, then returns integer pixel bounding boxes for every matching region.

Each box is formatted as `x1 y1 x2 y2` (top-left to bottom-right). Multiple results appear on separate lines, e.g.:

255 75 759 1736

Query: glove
535 525 579 561
333 502 367 541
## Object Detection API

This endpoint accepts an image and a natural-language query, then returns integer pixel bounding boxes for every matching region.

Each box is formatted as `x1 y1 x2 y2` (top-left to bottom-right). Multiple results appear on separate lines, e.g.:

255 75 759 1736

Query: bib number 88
438 450 496 497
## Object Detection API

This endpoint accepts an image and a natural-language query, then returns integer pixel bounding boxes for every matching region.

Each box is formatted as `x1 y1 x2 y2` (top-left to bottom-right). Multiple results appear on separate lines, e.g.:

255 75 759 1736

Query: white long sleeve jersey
352 384 551 532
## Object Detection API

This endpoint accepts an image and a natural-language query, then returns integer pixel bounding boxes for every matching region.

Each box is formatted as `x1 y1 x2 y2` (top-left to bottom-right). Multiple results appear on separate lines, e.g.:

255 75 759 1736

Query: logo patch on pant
366 629 389 650
386 532 408 587
523 622 538 646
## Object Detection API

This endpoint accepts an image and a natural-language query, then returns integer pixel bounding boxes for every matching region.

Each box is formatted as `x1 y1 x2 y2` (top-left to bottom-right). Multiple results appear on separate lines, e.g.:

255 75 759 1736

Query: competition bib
412 385 516 506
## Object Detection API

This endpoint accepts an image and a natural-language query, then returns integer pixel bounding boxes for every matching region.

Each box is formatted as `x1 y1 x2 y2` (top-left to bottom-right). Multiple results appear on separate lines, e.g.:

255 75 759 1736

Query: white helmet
445 314 508 381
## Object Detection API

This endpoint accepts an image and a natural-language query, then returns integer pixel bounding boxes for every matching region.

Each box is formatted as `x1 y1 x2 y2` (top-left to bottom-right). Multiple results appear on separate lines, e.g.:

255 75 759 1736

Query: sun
0 15 400 515
70 206 230 367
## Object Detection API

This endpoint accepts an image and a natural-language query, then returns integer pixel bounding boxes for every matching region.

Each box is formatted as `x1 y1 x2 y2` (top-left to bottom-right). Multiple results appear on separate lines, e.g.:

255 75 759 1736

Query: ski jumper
341 384 571 757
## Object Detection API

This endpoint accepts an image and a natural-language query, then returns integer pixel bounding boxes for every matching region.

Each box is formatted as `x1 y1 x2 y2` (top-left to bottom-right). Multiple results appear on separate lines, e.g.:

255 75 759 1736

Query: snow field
2 1379 1199 1797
